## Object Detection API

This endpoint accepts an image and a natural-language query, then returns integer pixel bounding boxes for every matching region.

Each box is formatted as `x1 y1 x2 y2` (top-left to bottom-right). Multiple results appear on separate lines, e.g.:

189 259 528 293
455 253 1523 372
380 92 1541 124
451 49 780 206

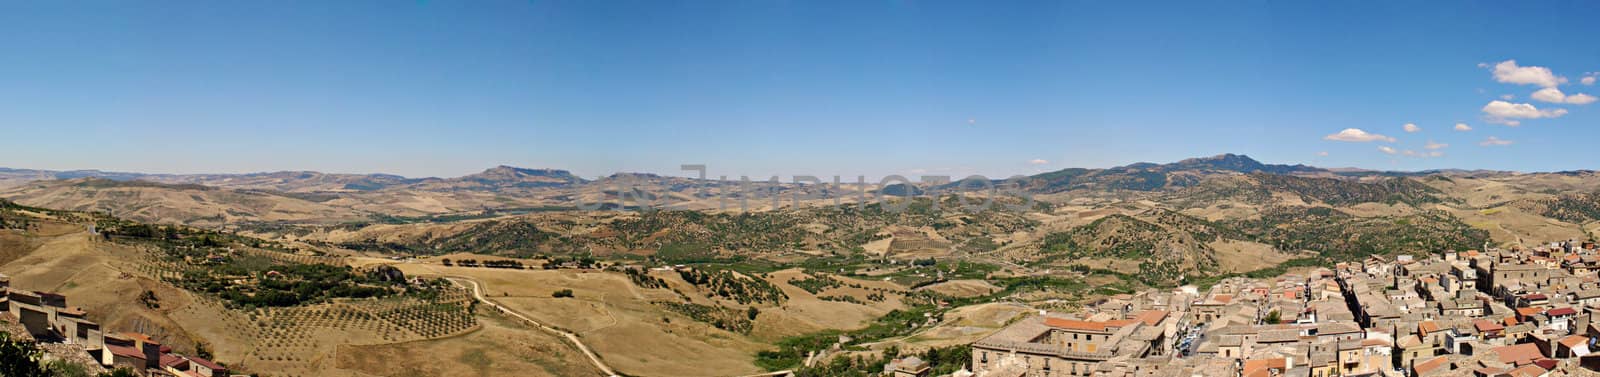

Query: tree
552 289 574 298
1 331 49 377
195 341 213 360
1264 310 1282 324
97 368 139 377
48 360 93 377
747 307 761 321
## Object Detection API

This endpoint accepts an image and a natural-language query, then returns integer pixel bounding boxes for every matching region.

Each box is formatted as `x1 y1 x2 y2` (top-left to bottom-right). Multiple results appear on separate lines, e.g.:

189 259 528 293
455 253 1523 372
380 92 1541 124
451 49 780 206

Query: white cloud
1501 94 1516 100
1403 123 1422 133
1531 87 1600 105
1424 140 1448 150
1532 88 1564 103
967 118 977 126
1490 119 1521 127
1378 146 1398 155
1324 128 1397 143
1316 151 1329 157
1482 100 1568 125
1027 159 1049 165
1490 60 1567 88
1583 73 1597 86
1479 136 1514 146
1454 123 1472 132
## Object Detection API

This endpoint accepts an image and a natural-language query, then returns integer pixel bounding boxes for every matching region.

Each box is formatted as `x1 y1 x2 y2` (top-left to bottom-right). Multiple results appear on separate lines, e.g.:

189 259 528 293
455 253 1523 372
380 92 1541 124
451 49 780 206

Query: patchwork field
335 309 598 377
384 262 920 376
389 264 767 376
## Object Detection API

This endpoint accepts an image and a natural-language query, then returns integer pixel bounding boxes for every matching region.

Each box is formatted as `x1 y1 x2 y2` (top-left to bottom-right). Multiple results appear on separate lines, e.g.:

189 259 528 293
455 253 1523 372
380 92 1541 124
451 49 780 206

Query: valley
3 154 1600 376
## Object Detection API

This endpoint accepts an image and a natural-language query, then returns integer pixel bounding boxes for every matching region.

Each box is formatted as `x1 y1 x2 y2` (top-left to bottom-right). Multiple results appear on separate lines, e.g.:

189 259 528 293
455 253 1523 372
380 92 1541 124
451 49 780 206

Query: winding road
446 277 620 377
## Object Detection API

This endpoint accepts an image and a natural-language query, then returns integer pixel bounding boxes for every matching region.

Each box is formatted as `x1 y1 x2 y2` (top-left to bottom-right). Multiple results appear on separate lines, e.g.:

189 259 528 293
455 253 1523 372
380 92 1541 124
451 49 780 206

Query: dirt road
447 277 620 377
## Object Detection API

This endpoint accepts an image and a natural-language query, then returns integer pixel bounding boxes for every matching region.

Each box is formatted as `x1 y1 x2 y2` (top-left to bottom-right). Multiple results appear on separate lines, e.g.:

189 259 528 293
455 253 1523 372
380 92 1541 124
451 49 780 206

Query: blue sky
2 1 1598 179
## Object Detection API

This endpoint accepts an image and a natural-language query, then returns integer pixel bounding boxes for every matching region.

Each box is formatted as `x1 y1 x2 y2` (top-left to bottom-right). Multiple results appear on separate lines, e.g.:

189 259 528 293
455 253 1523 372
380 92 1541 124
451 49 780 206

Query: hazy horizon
0 152 1580 182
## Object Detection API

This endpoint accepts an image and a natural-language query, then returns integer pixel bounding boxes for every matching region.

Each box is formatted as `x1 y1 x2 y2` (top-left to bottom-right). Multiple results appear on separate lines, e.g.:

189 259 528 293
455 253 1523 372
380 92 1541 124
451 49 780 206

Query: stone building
971 311 1170 376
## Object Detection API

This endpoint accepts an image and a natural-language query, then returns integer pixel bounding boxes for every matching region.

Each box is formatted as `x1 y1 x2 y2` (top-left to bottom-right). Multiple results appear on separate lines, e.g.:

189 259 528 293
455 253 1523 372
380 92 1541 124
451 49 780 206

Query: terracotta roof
1419 320 1441 334
1547 307 1577 316
1397 335 1423 348
1412 356 1448 375
160 354 188 368
1559 335 1589 348
1516 307 1544 318
1493 343 1545 365
187 356 225 371
1524 293 1548 300
120 332 157 345
106 344 146 360
1242 358 1287 377
1474 319 1505 333
1132 310 1168 326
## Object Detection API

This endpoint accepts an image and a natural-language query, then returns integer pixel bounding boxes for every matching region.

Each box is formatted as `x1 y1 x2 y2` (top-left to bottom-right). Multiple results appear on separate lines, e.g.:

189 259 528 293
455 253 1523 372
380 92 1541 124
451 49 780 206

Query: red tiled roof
160 354 188 368
1559 335 1589 347
1547 307 1578 316
107 345 146 360
1412 356 1448 375
1493 343 1545 365
1242 358 1287 377
1474 319 1505 333
1132 310 1168 326
120 332 157 345
187 356 225 371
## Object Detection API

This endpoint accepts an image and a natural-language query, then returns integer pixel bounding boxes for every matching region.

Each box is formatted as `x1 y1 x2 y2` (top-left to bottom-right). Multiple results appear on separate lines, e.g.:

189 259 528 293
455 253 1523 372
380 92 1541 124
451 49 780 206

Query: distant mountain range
0 153 1550 194
5 154 1598 230
0 165 587 193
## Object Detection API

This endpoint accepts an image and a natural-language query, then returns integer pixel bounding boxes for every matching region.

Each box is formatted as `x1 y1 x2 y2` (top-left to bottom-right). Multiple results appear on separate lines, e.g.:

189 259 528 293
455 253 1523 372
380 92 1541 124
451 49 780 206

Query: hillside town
0 273 235 377
932 241 1600 377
